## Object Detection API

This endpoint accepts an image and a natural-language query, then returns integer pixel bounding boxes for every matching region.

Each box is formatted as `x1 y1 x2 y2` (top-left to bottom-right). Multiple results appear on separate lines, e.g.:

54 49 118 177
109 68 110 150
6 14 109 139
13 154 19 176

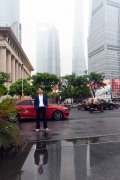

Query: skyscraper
36 23 49 73
72 0 86 76
48 24 61 77
88 0 120 79
0 0 21 43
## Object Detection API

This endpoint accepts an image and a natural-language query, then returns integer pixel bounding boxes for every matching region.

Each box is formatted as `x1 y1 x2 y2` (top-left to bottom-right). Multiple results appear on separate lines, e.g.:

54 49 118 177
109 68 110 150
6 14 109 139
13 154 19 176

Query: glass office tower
48 24 61 77
72 0 86 76
0 0 21 42
88 0 120 79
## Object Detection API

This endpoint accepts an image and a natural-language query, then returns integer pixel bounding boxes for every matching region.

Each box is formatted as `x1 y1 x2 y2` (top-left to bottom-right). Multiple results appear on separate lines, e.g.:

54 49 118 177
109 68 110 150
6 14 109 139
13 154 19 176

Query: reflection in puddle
1 136 120 179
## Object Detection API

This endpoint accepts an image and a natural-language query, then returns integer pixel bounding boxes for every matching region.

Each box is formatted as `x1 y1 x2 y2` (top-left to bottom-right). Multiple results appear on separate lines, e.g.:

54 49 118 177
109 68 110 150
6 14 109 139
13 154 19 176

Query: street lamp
21 64 24 98
111 73 114 100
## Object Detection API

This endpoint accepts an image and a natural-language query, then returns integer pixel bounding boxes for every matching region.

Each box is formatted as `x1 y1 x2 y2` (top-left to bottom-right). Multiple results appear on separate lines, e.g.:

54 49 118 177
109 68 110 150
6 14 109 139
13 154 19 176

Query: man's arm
34 95 37 110
44 95 48 109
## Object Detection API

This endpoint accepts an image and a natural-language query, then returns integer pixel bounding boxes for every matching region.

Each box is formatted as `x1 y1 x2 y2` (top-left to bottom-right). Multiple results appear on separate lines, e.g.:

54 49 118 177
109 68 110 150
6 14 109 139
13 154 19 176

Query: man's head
38 87 44 94
38 165 43 175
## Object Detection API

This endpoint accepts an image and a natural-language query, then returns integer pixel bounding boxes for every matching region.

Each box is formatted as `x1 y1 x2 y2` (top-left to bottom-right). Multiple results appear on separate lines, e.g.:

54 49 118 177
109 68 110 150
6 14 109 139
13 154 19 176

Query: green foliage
0 84 8 96
30 72 59 92
0 98 18 117
0 72 11 84
0 119 20 149
60 73 92 100
85 71 106 97
9 79 32 96
0 98 21 149
46 92 54 98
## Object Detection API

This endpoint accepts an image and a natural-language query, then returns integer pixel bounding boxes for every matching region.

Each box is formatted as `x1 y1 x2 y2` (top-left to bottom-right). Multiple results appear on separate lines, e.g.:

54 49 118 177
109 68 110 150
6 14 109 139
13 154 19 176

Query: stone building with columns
0 27 34 88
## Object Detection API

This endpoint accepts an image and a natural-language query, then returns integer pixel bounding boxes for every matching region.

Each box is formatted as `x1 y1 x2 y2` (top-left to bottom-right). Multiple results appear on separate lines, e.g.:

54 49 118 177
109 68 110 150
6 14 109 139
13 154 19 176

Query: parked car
77 98 116 110
7 99 69 121
112 101 120 108
98 99 115 110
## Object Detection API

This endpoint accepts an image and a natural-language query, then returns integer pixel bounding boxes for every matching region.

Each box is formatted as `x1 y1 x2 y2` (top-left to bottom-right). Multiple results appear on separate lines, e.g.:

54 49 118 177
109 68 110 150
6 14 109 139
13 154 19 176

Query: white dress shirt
39 154 44 165
39 95 44 107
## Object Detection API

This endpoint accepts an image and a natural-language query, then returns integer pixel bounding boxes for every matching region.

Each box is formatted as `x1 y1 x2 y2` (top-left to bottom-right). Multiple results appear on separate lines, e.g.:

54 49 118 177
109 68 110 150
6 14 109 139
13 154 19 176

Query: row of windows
88 46 104 58
107 44 120 51
107 0 119 8
92 2 103 16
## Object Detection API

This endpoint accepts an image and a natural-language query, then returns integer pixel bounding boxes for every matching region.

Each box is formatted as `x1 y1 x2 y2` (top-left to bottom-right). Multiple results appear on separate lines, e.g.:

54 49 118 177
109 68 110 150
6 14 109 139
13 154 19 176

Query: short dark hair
38 86 44 90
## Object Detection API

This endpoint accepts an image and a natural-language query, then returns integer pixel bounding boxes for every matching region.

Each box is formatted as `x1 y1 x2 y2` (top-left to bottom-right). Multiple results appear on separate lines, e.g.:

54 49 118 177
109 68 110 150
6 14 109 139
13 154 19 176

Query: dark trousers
36 107 47 129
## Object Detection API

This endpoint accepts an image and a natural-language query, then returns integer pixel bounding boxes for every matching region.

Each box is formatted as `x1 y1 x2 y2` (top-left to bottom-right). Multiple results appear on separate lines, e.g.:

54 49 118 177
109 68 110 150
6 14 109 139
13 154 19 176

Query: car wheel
89 108 94 113
100 107 104 112
53 110 63 121
109 105 114 110
8 113 19 122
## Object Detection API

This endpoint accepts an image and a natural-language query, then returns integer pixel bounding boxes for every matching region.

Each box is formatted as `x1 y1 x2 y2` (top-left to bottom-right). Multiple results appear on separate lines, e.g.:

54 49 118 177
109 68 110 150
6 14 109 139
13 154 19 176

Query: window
17 100 33 106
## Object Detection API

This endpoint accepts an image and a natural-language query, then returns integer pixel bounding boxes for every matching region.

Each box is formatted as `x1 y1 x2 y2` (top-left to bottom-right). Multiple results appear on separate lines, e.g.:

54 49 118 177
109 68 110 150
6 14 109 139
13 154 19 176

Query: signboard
95 79 111 99
112 80 120 98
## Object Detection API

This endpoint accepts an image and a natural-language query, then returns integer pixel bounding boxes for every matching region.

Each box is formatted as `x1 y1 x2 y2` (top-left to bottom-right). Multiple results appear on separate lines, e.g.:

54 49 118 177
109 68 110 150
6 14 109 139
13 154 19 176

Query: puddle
1 135 120 180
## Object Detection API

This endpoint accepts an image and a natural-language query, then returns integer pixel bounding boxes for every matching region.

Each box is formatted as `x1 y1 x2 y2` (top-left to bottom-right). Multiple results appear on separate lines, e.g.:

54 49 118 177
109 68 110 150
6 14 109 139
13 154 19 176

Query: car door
46 105 53 118
17 100 35 118
100 99 108 108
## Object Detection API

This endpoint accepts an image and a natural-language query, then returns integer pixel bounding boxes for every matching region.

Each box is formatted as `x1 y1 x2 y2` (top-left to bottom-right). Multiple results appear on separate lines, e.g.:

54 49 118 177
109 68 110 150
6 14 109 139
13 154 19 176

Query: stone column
18 64 22 79
25 70 27 79
6 52 11 74
6 52 11 88
23 69 26 79
27 73 29 78
0 47 6 72
11 56 15 83
15 60 19 81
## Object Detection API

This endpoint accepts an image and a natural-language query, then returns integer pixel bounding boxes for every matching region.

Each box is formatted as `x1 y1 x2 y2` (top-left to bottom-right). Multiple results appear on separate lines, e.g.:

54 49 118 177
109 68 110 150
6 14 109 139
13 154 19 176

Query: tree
0 72 11 84
0 72 11 97
9 79 32 97
0 84 8 96
85 71 106 98
60 74 92 102
60 73 76 103
0 98 21 149
30 72 59 92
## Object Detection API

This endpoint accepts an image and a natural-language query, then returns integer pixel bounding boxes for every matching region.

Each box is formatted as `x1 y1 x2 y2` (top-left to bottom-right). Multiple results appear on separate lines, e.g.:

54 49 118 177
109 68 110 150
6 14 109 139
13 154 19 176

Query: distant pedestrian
34 87 49 131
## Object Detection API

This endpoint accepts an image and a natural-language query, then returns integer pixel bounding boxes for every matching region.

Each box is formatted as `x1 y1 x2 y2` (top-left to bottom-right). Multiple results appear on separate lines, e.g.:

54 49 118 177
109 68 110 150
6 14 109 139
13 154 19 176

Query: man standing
34 87 49 131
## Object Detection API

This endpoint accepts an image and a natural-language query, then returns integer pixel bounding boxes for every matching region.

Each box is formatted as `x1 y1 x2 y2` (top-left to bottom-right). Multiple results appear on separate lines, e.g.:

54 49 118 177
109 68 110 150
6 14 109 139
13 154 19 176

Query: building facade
36 23 49 73
0 27 34 88
48 24 61 77
88 0 120 79
72 0 86 76
0 0 21 43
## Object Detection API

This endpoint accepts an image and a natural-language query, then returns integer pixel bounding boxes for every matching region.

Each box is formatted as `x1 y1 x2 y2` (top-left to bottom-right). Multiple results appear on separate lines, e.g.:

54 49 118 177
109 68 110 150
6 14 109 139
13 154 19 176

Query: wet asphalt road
19 108 120 142
1 108 120 180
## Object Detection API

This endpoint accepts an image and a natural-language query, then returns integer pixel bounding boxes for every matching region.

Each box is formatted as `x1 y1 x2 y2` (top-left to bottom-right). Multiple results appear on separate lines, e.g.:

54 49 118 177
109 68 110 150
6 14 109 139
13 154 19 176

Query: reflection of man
34 142 48 175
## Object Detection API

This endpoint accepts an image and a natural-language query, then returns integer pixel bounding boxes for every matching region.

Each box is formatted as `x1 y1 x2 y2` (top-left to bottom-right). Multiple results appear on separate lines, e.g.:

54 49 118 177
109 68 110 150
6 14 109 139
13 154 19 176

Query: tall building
88 0 120 79
72 0 86 76
48 24 61 77
36 23 49 73
0 0 21 43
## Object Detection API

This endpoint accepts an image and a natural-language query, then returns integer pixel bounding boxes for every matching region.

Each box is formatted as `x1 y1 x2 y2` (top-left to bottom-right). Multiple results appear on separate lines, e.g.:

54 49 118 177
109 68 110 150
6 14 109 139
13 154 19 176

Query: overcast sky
20 0 90 75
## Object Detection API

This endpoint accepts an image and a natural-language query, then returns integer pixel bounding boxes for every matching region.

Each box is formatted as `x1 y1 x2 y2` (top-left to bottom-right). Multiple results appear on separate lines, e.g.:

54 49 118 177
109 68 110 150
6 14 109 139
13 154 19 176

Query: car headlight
63 107 68 110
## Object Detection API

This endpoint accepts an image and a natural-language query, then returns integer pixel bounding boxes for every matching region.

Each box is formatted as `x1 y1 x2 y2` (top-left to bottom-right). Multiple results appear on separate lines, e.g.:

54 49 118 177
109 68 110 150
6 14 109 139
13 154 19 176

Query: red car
14 99 69 121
